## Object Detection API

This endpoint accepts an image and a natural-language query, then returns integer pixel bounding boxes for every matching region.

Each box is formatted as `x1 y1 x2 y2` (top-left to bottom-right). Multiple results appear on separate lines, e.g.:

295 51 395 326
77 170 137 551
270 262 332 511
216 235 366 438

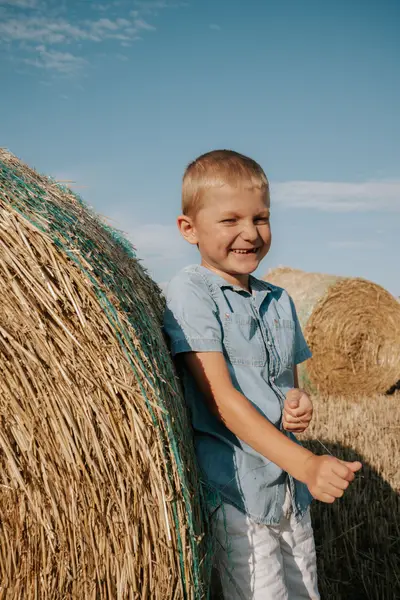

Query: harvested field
302 394 400 600
265 267 400 397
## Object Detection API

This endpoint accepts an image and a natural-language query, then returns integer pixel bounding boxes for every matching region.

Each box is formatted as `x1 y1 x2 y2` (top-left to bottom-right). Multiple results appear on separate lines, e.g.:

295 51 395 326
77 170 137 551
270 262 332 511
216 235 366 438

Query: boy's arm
182 351 362 503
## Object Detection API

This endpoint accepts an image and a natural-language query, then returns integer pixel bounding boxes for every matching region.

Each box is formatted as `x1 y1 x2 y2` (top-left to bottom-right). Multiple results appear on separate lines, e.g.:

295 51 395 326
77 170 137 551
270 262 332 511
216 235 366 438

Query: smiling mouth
231 248 258 254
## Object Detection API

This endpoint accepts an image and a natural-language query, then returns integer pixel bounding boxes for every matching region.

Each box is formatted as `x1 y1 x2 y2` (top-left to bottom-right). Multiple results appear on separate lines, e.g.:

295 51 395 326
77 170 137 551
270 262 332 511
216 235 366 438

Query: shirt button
267 341 272 346
270 376 275 382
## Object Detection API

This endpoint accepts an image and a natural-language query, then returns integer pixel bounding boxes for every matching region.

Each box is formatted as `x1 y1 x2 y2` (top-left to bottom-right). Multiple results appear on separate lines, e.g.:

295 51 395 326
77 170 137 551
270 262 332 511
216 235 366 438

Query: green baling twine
0 159 212 599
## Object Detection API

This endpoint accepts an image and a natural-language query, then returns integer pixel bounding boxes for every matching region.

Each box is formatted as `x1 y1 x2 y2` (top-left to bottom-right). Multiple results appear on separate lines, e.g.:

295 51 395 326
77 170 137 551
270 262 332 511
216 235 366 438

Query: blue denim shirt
163 264 313 525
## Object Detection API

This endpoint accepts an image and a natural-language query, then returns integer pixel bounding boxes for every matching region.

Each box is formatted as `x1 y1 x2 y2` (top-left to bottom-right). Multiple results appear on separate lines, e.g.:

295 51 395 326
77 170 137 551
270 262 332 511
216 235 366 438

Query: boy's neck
200 260 251 292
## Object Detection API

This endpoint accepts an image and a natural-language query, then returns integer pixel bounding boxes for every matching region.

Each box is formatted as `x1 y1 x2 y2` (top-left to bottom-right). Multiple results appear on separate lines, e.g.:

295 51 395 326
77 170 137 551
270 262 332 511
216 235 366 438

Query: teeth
232 249 256 254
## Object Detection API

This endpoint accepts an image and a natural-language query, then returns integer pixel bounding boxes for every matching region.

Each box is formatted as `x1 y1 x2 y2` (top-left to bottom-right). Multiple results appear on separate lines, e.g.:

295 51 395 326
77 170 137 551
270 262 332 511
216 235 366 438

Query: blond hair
182 149 269 216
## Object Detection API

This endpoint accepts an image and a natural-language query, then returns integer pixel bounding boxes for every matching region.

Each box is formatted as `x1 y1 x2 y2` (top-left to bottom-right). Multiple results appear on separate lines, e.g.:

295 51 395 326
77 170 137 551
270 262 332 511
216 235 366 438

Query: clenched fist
303 454 362 503
283 388 313 433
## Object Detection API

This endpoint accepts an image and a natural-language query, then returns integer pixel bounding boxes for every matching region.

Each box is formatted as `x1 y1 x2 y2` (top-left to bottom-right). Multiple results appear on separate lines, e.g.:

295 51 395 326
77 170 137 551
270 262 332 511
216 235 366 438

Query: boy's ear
177 214 199 245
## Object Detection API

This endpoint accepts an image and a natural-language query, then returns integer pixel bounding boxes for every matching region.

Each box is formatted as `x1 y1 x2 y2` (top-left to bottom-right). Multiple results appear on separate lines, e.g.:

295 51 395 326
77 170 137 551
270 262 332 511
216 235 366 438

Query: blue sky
1 0 399 296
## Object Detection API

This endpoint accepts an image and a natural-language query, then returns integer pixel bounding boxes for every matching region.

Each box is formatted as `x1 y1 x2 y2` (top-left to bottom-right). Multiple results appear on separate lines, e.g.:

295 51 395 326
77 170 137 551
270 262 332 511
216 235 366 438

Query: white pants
212 490 320 600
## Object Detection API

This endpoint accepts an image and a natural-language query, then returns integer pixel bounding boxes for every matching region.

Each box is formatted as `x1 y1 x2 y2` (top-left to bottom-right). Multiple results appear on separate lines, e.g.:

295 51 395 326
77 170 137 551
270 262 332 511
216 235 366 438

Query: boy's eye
255 217 270 224
221 218 237 224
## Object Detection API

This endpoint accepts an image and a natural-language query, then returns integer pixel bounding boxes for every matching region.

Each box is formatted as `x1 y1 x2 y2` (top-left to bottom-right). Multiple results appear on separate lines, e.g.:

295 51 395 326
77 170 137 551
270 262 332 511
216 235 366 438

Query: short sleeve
163 271 223 356
289 297 312 365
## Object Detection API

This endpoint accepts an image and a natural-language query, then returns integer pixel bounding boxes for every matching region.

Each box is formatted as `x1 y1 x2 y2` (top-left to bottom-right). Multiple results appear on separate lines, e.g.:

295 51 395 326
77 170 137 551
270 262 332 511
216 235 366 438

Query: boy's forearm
216 388 313 483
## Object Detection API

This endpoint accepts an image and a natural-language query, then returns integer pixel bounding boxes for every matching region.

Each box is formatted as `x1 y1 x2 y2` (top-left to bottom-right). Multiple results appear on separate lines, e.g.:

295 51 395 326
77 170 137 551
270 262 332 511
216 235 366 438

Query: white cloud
91 3 108 10
328 240 384 249
93 17 119 31
24 46 87 73
133 0 188 13
0 1 168 73
157 281 168 292
105 220 197 283
134 18 156 31
116 18 130 26
124 223 187 261
0 17 93 45
0 0 40 8
272 180 400 212
0 15 155 45
209 23 221 31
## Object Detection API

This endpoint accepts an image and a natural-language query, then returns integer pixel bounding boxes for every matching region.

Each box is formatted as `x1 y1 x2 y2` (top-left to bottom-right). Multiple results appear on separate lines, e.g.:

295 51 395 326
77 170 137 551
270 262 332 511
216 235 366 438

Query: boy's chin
227 256 261 275
234 266 259 275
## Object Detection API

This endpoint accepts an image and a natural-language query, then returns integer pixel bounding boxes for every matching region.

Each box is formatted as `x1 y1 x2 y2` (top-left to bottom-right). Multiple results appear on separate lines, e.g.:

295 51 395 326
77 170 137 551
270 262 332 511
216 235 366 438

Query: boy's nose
241 223 259 242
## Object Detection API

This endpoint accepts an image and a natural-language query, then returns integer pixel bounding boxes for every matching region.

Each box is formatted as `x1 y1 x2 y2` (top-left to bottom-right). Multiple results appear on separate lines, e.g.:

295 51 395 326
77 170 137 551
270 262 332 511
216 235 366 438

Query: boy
163 150 361 599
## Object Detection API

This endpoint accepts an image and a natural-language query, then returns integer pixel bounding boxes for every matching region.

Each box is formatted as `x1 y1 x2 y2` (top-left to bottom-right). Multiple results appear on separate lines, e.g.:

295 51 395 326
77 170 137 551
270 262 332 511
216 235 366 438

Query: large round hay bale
0 149 208 598
265 267 400 397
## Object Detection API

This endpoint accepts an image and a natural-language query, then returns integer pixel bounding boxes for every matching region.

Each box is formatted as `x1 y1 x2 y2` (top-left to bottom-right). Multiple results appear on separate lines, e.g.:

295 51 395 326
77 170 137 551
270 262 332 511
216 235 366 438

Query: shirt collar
197 265 274 295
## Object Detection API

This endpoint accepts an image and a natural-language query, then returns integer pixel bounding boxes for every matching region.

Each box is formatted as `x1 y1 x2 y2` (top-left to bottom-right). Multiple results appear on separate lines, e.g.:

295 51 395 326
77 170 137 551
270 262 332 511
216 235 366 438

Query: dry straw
0 149 209 599
303 393 400 600
265 267 400 397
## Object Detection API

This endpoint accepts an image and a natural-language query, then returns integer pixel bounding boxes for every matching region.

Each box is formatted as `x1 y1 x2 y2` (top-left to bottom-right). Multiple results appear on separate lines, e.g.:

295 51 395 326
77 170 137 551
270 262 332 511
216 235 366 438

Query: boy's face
178 184 271 286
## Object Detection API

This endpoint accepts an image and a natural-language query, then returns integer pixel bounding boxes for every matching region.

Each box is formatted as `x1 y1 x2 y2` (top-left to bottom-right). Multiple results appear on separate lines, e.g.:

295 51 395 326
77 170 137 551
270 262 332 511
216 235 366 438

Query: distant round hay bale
0 149 208 598
265 267 400 397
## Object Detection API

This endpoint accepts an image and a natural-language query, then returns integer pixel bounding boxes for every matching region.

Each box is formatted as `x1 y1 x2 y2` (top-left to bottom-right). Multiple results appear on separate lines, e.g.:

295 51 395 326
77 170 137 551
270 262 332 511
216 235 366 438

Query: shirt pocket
223 312 267 367
271 317 295 367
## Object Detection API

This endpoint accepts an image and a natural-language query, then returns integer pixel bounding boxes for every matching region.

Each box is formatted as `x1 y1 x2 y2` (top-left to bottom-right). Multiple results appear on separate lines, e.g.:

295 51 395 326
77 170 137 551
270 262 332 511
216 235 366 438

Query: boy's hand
283 388 313 433
303 455 362 503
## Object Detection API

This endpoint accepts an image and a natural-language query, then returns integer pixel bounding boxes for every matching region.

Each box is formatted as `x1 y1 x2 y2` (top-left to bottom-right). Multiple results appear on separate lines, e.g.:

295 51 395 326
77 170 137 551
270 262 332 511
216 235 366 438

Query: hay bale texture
0 149 207 599
265 267 400 397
